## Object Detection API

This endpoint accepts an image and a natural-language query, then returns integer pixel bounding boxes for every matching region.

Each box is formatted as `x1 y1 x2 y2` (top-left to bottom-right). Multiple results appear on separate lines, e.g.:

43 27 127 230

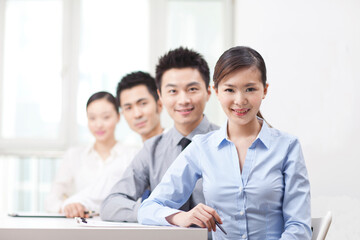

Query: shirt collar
110 141 123 156
170 115 212 147
212 121 229 148
254 119 271 149
213 117 271 149
85 141 121 163
85 143 95 155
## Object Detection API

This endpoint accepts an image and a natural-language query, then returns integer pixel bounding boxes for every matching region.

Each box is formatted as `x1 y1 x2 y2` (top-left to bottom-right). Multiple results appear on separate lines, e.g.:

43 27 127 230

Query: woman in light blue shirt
138 46 311 240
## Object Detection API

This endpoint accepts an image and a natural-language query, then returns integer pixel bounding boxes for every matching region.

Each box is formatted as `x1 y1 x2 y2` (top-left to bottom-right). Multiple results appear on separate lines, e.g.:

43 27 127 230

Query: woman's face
216 66 268 127
87 98 120 143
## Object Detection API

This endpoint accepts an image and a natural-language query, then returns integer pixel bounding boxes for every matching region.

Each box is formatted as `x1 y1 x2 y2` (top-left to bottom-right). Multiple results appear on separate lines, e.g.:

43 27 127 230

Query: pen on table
214 220 227 235
75 217 88 224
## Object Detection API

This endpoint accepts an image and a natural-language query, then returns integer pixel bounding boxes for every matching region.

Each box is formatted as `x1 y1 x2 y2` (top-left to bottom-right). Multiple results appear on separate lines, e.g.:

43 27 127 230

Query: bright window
2 0 62 140
0 0 232 213
76 0 149 144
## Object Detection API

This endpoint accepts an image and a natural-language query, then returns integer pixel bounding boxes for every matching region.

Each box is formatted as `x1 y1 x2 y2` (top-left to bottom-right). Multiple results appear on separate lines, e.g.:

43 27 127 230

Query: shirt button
242 234 247 239
239 186 243 192
240 211 244 216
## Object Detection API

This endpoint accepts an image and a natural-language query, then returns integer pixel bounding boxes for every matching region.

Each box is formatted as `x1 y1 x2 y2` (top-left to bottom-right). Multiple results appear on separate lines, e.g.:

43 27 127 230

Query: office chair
311 211 332 240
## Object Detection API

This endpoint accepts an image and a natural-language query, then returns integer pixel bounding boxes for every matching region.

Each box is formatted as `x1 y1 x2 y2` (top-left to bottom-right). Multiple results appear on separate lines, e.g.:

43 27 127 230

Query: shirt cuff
156 207 183 226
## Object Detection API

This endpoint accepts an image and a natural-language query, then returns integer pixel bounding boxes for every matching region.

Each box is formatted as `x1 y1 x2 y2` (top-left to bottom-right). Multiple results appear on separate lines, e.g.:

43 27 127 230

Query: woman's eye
246 88 256 92
224 88 234 93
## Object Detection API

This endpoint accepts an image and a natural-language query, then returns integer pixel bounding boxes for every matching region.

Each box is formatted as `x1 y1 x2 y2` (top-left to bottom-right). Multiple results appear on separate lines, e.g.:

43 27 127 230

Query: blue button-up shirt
138 120 311 240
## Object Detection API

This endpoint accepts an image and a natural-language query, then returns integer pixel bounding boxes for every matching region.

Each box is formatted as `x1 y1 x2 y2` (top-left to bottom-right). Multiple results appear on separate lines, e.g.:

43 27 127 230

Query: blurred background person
48 71 164 217
45 91 139 217
116 71 163 142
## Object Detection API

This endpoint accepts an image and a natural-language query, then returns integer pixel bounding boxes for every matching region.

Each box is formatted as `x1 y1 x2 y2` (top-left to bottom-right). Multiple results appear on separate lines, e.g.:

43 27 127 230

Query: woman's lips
232 108 250 116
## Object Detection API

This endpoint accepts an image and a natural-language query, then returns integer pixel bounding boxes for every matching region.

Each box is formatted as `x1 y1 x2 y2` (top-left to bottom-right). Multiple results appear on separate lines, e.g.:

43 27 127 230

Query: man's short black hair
116 71 158 106
155 47 210 92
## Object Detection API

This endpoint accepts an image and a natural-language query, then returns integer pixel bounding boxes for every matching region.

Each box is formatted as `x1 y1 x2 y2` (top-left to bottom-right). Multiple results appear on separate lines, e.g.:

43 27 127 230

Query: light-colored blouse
45 141 139 213
138 120 311 240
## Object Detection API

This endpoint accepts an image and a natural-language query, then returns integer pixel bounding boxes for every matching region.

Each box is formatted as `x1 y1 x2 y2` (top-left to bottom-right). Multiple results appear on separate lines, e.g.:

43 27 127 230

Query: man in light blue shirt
138 120 311 239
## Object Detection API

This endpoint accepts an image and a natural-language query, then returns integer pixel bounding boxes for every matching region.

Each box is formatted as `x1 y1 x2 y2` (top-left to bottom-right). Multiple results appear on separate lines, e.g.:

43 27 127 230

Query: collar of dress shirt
169 114 212 148
213 117 271 150
85 143 95 155
111 141 125 156
85 141 122 164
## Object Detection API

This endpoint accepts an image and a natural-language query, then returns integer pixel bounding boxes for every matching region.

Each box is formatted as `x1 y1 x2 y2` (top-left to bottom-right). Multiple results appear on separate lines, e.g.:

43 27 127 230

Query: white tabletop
0 215 207 240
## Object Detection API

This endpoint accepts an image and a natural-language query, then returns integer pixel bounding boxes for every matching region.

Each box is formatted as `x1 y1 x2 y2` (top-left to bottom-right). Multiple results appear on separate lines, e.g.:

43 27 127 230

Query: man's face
120 85 162 141
159 68 211 133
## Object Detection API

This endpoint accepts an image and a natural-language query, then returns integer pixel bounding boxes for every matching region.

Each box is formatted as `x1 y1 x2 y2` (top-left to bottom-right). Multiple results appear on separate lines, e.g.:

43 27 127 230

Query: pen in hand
214 219 227 235
84 211 98 217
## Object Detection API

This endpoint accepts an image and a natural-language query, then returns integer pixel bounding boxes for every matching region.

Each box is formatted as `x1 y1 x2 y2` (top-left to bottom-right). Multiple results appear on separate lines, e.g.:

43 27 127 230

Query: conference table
0 215 207 240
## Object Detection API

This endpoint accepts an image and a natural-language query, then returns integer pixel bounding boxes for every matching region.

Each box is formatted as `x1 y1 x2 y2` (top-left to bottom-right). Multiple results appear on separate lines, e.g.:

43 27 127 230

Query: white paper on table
8 212 66 218
74 217 156 228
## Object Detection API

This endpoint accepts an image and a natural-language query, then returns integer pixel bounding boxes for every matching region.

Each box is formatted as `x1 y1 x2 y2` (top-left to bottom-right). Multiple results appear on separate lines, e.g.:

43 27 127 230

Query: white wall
235 0 360 238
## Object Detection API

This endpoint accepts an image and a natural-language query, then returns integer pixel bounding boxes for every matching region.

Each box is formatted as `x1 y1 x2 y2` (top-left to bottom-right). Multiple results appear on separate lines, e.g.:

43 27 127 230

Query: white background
234 0 360 238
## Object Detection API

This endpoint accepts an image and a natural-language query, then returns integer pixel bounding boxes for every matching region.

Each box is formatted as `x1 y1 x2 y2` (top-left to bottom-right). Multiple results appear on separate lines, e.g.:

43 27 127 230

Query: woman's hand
63 203 89 218
165 203 222 232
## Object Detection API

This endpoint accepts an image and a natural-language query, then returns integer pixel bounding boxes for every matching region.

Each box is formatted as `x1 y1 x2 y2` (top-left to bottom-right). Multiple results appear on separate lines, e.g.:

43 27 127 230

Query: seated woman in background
138 46 311 239
45 91 139 218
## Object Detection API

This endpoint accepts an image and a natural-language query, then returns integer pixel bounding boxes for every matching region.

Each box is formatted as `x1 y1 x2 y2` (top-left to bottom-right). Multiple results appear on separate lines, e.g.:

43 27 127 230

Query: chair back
311 211 332 240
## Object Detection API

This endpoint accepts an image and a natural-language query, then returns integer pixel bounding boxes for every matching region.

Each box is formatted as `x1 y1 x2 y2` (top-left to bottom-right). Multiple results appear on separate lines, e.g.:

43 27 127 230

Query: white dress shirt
45 141 140 213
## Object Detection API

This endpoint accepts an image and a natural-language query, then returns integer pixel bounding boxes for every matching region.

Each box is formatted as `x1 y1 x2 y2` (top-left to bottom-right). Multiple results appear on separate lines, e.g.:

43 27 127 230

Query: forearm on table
100 193 141 222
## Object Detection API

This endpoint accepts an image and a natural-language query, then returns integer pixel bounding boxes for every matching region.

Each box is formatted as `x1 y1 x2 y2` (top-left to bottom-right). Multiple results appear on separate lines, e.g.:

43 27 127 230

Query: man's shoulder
134 132 168 159
142 132 166 149
193 128 219 144
208 122 220 131
194 120 219 138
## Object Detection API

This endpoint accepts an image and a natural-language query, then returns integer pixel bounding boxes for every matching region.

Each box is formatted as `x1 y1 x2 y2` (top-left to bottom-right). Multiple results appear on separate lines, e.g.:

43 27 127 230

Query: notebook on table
8 212 66 218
